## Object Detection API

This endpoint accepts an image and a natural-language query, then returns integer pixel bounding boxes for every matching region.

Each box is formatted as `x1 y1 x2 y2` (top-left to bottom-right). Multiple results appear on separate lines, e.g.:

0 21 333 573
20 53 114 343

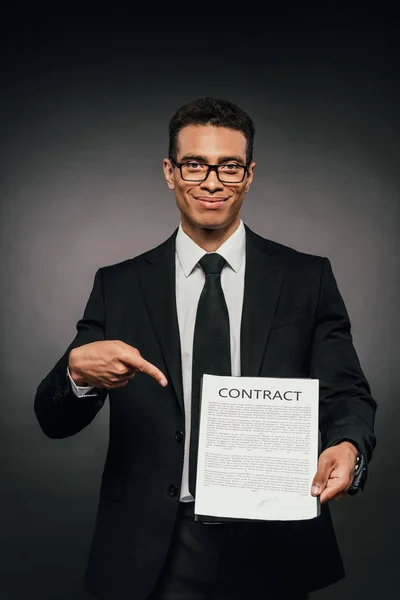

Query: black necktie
189 253 231 496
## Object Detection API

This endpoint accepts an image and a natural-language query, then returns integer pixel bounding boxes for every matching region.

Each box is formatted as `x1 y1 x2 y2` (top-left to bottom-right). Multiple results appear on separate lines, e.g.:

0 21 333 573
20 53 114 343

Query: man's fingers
112 378 131 389
119 346 168 387
133 357 168 387
319 477 349 503
315 462 353 503
141 360 168 387
311 445 356 503
332 491 347 502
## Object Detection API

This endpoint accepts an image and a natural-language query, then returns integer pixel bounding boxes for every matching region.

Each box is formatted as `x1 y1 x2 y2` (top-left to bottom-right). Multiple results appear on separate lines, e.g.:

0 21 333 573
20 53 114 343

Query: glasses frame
170 158 250 184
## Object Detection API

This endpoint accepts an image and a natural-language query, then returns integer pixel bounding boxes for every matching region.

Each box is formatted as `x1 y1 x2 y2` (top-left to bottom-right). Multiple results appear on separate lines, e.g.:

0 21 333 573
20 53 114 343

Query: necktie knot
199 253 226 275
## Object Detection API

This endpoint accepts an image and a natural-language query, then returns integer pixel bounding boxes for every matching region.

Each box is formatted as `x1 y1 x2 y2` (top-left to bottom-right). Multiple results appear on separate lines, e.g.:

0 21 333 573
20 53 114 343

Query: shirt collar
176 220 246 277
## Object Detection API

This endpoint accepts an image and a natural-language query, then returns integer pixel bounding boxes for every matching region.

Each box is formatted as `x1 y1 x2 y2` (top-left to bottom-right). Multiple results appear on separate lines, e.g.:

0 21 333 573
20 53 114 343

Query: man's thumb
311 457 332 496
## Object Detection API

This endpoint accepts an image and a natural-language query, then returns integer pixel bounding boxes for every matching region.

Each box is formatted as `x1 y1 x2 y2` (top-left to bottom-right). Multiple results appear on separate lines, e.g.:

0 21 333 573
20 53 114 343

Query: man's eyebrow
179 154 208 163
217 155 246 164
178 154 246 164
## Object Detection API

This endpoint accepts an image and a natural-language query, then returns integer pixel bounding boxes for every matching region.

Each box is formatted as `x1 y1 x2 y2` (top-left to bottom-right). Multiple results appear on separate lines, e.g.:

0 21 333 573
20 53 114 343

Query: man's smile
194 196 228 209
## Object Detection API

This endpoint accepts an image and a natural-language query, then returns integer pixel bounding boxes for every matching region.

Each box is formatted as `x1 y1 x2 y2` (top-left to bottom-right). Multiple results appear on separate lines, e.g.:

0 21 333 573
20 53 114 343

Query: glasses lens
181 162 209 181
217 164 245 183
181 162 245 182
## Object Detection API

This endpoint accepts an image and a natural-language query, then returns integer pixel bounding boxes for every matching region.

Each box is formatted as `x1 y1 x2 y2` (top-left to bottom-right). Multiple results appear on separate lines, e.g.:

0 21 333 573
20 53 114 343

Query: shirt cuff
66 365 94 397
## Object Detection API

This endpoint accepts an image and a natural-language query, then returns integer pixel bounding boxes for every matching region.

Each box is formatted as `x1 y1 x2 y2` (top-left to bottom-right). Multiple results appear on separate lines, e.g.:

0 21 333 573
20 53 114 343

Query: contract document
194 375 320 522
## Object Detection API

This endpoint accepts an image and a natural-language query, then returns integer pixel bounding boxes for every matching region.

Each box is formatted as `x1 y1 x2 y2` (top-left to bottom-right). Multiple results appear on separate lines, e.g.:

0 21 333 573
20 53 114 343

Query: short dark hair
168 97 255 164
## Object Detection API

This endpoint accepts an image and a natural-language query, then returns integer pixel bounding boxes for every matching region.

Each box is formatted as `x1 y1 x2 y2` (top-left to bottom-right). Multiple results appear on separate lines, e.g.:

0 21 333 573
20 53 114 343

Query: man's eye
186 162 204 170
220 163 240 171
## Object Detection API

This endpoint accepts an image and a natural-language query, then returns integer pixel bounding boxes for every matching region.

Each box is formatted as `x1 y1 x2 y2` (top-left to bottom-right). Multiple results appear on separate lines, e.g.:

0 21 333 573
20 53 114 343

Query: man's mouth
195 197 228 209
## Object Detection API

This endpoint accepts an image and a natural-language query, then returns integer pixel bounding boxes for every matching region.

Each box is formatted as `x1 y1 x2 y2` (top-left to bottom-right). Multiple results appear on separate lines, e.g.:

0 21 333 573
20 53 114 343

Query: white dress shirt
67 220 246 502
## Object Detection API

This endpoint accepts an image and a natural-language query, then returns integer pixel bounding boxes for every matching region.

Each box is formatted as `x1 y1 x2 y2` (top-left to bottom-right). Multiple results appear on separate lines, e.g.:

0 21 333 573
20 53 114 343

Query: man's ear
247 161 256 185
163 158 175 190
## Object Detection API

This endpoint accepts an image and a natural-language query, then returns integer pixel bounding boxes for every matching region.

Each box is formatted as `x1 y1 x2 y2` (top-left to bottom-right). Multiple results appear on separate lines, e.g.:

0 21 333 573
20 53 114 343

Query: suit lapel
240 226 286 376
137 229 185 417
136 224 286 415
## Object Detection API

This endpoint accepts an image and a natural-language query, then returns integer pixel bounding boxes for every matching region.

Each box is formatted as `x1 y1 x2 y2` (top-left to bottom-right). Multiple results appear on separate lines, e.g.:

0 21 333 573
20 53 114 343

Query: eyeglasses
170 158 249 183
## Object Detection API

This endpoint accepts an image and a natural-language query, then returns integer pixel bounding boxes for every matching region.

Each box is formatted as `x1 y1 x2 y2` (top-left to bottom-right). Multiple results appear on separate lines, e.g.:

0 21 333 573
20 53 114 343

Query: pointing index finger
136 357 168 387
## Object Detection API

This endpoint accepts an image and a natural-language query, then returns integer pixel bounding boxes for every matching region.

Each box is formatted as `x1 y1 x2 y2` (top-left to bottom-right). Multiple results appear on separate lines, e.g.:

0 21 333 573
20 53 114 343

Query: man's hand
311 441 358 503
68 340 168 390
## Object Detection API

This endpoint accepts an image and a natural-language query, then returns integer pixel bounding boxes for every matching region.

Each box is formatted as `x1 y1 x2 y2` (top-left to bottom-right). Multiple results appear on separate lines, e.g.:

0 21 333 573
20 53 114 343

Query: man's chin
191 216 229 231
180 205 239 232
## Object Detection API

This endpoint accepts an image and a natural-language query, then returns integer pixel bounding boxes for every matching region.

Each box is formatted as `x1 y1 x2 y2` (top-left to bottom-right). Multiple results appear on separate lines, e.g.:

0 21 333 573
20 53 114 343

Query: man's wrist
68 348 89 386
332 438 367 495
339 440 359 459
331 438 367 493
67 364 90 387
70 372 90 386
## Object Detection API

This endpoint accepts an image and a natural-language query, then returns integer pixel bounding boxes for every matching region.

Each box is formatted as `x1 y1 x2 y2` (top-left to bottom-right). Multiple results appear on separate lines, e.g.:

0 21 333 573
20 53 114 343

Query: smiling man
34 97 376 600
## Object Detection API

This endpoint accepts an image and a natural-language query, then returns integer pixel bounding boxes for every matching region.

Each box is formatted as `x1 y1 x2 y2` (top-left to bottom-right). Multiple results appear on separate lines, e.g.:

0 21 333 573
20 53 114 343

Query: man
34 97 377 600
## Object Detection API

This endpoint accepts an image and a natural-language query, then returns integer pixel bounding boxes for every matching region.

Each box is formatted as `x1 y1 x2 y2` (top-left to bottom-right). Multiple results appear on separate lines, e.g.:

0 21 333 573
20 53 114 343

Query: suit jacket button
168 485 179 497
175 430 183 443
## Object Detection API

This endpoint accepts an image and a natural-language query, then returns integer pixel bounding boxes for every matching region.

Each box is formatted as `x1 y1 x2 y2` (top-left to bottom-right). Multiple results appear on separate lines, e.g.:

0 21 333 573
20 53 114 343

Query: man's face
163 125 255 231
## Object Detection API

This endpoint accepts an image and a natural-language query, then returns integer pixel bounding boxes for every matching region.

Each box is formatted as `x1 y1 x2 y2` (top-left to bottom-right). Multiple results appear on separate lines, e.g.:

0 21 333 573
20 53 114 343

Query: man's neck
180 218 241 252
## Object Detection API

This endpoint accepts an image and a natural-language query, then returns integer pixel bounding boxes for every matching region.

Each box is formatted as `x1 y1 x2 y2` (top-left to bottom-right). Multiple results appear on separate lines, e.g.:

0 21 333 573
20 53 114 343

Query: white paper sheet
194 375 320 521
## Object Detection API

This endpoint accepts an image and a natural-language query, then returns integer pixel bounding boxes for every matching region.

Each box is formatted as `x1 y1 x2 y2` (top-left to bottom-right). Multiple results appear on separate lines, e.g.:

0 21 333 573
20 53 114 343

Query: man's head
163 97 256 237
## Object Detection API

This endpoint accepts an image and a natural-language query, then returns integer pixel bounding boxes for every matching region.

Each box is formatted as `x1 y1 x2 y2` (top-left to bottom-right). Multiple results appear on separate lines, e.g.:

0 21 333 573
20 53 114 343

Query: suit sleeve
34 268 108 439
310 257 377 488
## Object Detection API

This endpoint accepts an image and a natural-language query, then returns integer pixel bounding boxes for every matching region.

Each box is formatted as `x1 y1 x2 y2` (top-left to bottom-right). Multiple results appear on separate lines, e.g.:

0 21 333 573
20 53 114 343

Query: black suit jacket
34 224 376 600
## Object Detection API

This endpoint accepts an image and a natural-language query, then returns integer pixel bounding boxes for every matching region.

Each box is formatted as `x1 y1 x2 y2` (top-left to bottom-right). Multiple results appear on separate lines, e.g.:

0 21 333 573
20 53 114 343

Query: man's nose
200 169 223 190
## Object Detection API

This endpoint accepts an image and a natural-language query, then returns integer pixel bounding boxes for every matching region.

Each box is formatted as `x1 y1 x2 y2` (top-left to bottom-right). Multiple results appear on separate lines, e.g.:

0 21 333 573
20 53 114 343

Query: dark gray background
1 7 398 600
